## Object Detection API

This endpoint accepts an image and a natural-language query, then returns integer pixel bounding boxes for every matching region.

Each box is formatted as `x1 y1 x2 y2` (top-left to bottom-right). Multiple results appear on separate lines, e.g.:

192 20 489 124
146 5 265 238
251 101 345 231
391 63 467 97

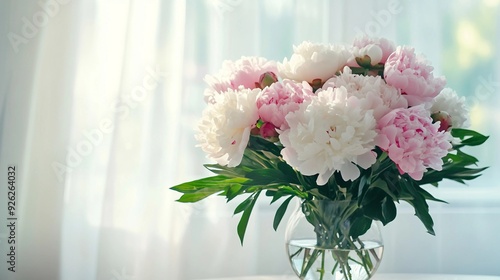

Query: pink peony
384 46 446 106
256 79 314 129
375 105 452 180
204 56 278 103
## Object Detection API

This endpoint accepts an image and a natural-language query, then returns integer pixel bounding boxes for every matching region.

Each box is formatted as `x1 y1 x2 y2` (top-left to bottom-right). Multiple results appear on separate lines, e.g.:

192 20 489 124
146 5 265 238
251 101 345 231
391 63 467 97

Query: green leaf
265 189 278 199
405 197 435 235
171 175 251 203
171 175 233 193
455 150 479 165
422 146 489 186
248 135 282 156
451 128 489 148
176 189 224 202
356 173 370 205
241 149 274 169
371 179 398 201
234 196 253 215
416 186 448 204
349 216 372 239
277 162 300 184
244 169 288 185
204 164 248 178
266 185 308 204
261 150 279 160
268 188 289 203
237 191 261 245
361 187 396 225
381 197 397 224
273 196 294 230
420 165 488 185
399 179 435 235
224 184 247 202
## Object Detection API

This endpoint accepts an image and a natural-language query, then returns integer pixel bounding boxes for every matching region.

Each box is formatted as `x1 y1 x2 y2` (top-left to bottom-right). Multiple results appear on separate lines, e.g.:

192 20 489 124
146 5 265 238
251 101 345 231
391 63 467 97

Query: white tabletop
198 274 500 280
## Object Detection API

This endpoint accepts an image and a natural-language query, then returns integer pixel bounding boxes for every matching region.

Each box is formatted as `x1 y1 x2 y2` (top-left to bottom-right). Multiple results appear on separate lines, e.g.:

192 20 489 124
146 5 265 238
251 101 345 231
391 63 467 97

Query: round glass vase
285 199 384 280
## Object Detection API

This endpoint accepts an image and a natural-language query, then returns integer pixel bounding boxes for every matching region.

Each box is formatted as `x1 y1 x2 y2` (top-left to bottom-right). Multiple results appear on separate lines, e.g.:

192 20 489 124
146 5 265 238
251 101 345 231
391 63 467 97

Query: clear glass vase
285 199 384 280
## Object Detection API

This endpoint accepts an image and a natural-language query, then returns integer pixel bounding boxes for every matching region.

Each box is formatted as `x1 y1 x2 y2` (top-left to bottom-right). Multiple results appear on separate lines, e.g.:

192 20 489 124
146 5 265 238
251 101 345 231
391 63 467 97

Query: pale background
0 0 499 280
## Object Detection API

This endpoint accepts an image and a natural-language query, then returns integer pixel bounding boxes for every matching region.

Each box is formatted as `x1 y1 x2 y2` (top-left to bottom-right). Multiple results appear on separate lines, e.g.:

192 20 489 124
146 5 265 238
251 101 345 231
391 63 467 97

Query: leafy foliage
171 130 487 244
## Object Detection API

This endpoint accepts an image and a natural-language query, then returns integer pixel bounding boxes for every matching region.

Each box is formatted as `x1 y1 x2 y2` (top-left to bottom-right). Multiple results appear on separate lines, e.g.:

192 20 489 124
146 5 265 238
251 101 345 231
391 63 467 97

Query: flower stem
300 248 321 278
289 247 303 260
330 258 339 275
319 251 325 280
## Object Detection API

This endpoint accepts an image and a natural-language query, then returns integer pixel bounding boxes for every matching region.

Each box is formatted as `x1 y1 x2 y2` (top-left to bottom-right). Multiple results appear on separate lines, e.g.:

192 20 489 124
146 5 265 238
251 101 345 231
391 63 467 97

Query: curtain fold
1 1 499 280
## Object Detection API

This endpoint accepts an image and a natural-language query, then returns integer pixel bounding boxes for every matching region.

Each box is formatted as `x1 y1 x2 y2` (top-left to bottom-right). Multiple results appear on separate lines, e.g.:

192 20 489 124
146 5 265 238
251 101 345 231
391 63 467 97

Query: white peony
430 88 470 128
323 67 408 120
279 86 378 185
352 36 396 64
351 44 383 66
278 41 350 84
196 88 260 167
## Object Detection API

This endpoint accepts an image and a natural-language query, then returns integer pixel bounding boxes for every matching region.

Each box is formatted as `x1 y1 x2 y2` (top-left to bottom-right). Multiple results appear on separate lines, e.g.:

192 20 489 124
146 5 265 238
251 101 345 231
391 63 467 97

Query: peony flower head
204 56 278 103
384 46 446 106
256 79 314 130
196 88 260 167
323 67 408 120
278 41 350 84
430 88 469 129
375 105 452 180
280 86 378 185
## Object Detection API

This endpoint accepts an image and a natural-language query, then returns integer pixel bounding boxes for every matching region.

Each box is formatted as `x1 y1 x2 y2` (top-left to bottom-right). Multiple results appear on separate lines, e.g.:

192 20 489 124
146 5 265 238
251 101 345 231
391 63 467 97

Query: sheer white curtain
1 1 499 280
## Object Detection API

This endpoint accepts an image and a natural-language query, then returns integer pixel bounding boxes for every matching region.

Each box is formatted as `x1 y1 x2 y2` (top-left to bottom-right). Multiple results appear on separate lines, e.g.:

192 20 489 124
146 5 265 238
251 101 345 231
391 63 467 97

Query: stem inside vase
286 199 384 280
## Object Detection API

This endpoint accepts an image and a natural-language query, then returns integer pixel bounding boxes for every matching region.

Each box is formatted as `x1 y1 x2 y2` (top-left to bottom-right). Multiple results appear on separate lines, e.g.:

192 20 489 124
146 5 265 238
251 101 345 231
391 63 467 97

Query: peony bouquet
171 37 487 280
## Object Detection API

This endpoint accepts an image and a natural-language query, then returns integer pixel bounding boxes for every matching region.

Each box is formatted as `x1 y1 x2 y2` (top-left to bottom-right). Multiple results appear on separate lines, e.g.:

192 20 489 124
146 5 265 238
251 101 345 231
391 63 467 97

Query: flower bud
251 126 260 135
259 122 279 140
364 44 383 65
259 72 278 89
355 55 373 68
355 44 383 67
310 78 323 92
431 111 452 131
